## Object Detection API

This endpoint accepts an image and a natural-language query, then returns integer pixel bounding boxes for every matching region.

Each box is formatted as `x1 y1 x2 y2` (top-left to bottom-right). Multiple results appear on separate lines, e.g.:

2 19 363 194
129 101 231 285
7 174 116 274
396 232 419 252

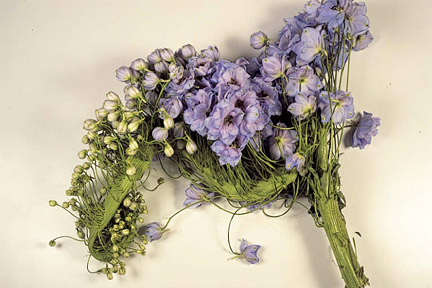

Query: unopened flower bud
49 240 56 247
147 49 161 64
128 121 140 133
180 44 196 59
103 100 118 112
95 108 109 120
123 197 132 207
119 267 126 275
186 140 197 154
121 229 130 235
250 31 269 49
142 71 160 90
130 58 148 71
78 150 87 159
115 66 132 82
129 202 138 211
87 131 97 140
109 142 118 150
117 121 128 134
164 144 174 157
157 177 165 185
163 117 174 130
154 61 169 74
160 48 175 62
126 166 136 176
152 127 168 141
77 230 85 239
83 119 98 131
49 200 57 207
106 272 113 280
104 136 114 145
62 201 70 208
129 139 139 151
81 135 89 144
126 148 137 156
107 111 120 122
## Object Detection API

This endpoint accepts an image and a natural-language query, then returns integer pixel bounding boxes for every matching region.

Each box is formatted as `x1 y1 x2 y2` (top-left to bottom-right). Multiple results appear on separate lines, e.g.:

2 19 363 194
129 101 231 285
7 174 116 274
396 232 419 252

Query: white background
1 0 432 287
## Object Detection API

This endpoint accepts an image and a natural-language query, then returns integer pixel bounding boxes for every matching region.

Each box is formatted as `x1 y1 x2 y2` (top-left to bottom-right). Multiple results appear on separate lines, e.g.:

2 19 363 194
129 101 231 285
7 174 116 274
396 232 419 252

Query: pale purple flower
251 78 282 117
250 31 269 49
286 65 323 96
152 127 168 141
205 100 244 145
143 222 165 242
293 27 325 65
288 92 317 119
154 61 169 74
353 31 374 51
345 2 370 36
261 54 291 82
285 152 306 173
239 239 261 264
351 111 380 149
211 136 247 167
183 184 215 208
217 65 251 91
318 91 354 124
143 71 160 90
268 125 298 160
184 89 213 136
160 48 175 62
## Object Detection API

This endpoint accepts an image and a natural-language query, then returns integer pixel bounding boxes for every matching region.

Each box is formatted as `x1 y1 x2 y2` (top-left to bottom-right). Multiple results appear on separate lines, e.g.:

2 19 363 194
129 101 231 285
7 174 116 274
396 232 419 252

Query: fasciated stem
317 196 369 288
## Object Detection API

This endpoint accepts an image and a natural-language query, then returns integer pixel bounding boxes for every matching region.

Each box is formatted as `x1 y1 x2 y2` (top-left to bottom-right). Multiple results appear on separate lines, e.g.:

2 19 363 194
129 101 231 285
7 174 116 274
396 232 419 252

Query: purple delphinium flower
286 65 323 96
211 136 247 167
239 239 261 264
268 125 298 160
205 100 244 145
201 46 220 61
217 65 251 92
143 222 165 242
251 77 282 117
293 27 325 65
285 152 306 173
183 184 215 208
353 31 374 51
288 92 317 119
318 91 354 124
261 54 291 82
184 89 213 136
345 2 370 37
250 31 269 50
162 96 183 119
152 127 168 141
351 111 380 149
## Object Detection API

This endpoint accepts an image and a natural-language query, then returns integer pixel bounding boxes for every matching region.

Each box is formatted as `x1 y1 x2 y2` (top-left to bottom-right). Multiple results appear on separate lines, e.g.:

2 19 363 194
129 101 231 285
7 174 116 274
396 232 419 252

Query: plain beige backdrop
1 0 432 287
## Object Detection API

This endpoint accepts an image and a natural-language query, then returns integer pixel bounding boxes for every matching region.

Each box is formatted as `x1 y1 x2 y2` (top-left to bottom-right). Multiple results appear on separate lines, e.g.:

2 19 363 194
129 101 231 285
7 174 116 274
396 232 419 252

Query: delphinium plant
49 0 380 287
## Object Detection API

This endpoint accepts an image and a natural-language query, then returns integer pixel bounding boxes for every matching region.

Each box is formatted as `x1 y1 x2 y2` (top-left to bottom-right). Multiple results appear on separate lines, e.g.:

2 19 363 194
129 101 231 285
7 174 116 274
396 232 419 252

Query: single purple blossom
251 78 282 117
318 91 354 124
183 184 215 208
217 65 251 91
211 136 247 167
353 31 374 51
286 65 323 96
293 27 325 65
147 49 162 64
288 92 317 119
285 152 306 173
351 111 380 149
154 61 169 74
162 97 183 119
179 44 196 59
201 46 220 61
130 58 148 71
239 239 261 264
261 54 291 82
143 222 165 242
268 125 298 160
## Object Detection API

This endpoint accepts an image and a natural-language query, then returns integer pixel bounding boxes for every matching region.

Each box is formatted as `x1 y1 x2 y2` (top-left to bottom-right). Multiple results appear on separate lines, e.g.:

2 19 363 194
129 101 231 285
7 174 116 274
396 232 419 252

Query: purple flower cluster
352 111 380 149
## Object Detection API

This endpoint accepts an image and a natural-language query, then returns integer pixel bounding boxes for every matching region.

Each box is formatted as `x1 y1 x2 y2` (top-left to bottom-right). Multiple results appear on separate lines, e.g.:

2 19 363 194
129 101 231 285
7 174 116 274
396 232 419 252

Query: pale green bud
164 144 174 157
106 272 113 280
81 135 89 144
74 165 84 174
83 119 98 131
82 162 91 169
123 197 132 207
106 91 120 101
109 142 118 151
126 147 137 156
62 201 70 208
104 136 114 145
163 117 174 130
129 139 139 151
124 111 135 120
95 108 109 120
78 150 87 159
119 267 126 275
186 140 197 154
49 200 57 207
129 202 138 211
117 121 128 134
49 240 56 247
87 131 97 140
128 121 140 133
111 121 120 129
121 229 130 235
125 86 141 99
107 111 120 122
126 165 136 176
77 230 85 239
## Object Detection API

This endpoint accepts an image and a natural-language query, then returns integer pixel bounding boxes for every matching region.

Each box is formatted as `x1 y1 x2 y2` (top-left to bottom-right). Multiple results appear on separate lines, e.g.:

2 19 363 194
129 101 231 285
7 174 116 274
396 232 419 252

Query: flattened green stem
88 147 153 262
318 197 369 288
